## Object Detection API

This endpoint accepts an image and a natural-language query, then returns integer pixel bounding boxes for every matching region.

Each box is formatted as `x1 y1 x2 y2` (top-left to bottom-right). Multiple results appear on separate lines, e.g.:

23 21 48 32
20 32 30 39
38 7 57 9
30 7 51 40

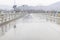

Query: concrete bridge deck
0 13 60 40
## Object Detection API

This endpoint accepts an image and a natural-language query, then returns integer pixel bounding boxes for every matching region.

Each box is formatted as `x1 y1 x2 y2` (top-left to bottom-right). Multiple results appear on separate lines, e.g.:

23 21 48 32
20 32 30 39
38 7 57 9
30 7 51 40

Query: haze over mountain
45 1 60 11
0 1 60 11
17 1 60 11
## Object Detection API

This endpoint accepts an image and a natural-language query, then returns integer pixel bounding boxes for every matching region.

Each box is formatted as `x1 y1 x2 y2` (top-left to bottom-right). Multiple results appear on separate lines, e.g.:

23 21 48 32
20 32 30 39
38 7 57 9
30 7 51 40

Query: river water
0 13 60 40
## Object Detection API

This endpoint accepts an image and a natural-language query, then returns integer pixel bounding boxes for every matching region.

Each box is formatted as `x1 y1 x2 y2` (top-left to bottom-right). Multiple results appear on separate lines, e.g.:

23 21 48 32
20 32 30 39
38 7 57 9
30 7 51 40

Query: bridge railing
0 12 28 24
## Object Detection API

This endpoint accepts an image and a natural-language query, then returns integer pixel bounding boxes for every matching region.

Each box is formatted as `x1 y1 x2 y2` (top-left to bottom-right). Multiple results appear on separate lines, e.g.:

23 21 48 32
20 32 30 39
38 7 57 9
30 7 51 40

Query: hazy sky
0 0 60 6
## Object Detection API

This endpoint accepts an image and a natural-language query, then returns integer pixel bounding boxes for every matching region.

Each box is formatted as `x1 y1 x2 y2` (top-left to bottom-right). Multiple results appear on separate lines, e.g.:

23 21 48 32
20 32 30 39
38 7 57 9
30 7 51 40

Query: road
0 13 60 40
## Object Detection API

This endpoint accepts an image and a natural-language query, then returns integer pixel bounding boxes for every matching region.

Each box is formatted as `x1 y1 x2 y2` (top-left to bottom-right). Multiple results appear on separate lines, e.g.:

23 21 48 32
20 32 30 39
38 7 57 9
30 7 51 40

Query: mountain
0 1 60 11
17 1 60 11
47 2 60 11
17 5 45 10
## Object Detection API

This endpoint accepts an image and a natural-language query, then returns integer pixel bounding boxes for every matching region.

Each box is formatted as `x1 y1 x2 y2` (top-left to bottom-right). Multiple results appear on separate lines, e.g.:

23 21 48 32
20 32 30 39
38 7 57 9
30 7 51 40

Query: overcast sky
0 0 60 6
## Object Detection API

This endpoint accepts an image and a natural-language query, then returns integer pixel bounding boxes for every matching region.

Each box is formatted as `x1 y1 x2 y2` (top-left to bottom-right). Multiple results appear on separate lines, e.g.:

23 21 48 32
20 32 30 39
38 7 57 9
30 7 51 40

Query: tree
13 5 17 11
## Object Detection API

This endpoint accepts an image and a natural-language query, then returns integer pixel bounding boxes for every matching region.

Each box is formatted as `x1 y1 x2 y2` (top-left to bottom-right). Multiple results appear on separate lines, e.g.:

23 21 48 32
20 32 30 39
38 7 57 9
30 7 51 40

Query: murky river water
0 13 60 40
0 20 16 37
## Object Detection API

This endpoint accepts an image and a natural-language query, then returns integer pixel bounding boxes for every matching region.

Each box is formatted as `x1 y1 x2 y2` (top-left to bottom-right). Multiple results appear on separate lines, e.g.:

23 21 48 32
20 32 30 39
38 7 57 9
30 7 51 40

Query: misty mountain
17 5 46 10
47 2 60 11
0 1 60 11
17 1 60 11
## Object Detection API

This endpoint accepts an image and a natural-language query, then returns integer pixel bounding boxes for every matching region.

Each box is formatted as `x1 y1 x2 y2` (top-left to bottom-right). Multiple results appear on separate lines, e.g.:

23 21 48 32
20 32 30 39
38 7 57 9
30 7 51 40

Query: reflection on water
22 14 33 23
33 13 60 25
55 18 60 25
45 16 60 25
0 13 60 38
0 20 16 37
